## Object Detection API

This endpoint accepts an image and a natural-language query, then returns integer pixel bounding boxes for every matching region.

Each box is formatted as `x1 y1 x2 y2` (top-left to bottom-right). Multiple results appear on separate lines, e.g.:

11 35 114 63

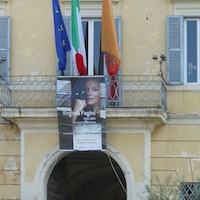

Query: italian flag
71 0 87 75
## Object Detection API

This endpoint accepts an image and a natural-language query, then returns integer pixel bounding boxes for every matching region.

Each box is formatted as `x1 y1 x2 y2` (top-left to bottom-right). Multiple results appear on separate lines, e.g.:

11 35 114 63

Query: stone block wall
0 122 21 199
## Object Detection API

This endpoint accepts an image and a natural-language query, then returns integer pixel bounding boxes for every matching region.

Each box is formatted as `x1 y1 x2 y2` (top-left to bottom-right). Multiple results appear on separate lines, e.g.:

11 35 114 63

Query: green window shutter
167 16 184 84
0 16 10 80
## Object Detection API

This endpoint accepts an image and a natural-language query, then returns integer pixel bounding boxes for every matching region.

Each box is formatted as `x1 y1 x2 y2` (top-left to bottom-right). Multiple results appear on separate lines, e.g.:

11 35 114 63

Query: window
181 182 200 199
0 16 10 79
63 17 121 76
185 19 198 84
167 1 200 85
82 19 104 76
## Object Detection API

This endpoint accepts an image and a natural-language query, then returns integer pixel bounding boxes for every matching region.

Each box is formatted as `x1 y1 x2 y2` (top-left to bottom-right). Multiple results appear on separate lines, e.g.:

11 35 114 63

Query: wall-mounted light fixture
152 53 166 77
0 56 7 64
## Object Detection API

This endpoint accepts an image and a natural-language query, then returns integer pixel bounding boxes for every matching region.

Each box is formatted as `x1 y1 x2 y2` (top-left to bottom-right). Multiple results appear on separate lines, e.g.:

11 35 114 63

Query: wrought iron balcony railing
0 75 167 111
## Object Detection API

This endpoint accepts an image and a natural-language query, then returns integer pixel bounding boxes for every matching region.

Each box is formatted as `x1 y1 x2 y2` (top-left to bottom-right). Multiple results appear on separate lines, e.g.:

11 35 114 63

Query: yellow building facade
0 0 200 199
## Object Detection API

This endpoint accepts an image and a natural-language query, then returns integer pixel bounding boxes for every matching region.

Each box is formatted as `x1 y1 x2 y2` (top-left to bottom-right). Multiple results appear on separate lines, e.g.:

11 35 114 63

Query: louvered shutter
0 16 10 80
167 16 184 84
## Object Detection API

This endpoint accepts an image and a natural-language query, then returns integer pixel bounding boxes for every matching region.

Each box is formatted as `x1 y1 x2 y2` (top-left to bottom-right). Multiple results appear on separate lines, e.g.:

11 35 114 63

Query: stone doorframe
33 145 136 200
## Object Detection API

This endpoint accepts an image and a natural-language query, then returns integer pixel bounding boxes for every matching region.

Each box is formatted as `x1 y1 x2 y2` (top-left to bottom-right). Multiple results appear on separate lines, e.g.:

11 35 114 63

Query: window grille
181 182 200 200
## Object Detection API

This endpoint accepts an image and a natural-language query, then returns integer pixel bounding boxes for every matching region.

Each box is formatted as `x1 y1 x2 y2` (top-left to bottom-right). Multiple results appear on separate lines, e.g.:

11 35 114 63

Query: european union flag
52 0 71 75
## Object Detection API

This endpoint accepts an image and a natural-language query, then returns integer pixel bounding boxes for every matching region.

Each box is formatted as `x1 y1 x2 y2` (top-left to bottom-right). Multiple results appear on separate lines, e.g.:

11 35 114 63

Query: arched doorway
47 151 126 200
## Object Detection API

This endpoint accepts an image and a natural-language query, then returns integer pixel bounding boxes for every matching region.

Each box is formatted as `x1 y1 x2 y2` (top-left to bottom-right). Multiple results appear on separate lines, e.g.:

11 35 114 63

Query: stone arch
33 144 135 200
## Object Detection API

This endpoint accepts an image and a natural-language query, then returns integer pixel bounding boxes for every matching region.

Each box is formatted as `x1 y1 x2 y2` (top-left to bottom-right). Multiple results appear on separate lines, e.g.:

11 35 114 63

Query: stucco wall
5 0 56 76
117 0 173 76
1 0 200 199
23 129 145 183
4 0 174 77
152 125 200 182
107 133 144 182
168 89 200 113
25 134 58 182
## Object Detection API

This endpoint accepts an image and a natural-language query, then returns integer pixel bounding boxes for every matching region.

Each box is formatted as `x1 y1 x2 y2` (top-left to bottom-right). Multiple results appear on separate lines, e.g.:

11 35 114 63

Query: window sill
167 84 200 91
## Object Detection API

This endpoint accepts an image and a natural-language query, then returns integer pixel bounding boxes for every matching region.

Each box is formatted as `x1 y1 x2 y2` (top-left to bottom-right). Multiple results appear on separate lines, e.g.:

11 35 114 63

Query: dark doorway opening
47 151 126 200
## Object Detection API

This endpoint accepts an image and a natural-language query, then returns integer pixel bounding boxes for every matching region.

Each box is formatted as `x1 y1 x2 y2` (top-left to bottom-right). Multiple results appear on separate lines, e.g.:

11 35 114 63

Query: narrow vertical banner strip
52 0 71 75
71 0 87 75
101 0 120 100
101 0 120 74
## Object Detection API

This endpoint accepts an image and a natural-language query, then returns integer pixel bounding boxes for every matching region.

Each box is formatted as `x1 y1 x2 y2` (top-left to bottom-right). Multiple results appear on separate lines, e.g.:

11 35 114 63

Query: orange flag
101 0 120 75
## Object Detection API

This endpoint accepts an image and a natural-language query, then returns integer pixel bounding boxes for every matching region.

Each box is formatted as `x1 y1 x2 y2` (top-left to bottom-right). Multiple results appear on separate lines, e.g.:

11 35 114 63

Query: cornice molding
61 0 119 16
3 108 200 131
0 107 167 134
167 112 200 124
0 1 8 16
172 0 200 16
0 0 8 3
171 0 200 2
0 107 166 120
61 0 119 5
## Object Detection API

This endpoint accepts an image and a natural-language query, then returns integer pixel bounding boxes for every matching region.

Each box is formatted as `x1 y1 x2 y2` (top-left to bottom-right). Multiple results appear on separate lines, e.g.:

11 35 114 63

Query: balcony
0 75 167 130
0 75 167 110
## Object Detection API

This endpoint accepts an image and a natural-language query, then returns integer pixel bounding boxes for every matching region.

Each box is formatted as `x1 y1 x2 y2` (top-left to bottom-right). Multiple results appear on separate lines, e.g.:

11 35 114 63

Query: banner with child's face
56 76 106 151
